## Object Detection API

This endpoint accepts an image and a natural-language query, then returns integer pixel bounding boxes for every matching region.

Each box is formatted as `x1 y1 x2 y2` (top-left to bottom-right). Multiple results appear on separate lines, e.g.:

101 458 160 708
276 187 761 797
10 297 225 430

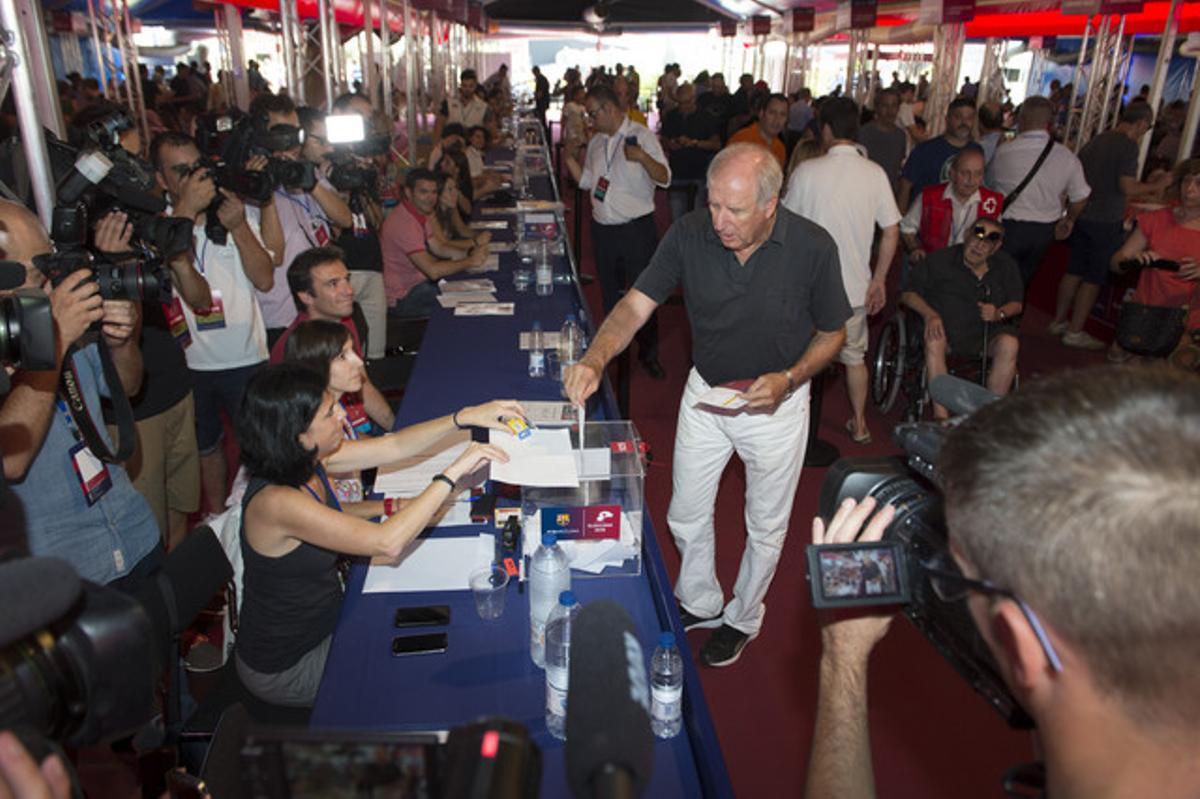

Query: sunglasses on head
972 224 1003 243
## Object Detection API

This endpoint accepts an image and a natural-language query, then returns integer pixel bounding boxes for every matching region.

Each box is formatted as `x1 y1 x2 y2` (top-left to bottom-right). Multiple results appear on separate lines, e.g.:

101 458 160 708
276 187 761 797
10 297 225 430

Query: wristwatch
783 368 797 394
997 309 1006 321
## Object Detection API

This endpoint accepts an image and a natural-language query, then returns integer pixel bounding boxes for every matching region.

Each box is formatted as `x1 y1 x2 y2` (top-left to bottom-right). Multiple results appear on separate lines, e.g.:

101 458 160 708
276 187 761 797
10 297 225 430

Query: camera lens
0 294 21 365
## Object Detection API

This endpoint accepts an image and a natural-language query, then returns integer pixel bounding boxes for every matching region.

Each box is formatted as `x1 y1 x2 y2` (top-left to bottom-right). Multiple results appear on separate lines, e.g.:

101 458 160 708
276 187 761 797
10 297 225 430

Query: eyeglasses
922 551 1063 673
971 224 1004 243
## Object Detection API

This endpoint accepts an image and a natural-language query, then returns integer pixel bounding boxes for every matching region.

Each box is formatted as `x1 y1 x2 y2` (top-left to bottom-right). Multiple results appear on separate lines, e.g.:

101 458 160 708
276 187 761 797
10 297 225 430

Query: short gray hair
707 143 783 206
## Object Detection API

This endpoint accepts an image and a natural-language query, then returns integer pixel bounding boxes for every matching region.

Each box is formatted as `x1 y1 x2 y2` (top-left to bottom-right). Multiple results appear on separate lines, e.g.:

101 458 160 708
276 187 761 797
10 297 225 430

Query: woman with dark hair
437 144 475 216
234 362 519 706
429 173 489 258
1110 158 1200 370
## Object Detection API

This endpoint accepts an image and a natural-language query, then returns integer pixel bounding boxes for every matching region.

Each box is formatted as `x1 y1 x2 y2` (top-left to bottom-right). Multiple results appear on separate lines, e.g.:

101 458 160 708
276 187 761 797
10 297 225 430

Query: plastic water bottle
528 321 545 378
529 532 570 667
544 591 581 740
650 632 684 738
559 314 583 367
535 243 553 297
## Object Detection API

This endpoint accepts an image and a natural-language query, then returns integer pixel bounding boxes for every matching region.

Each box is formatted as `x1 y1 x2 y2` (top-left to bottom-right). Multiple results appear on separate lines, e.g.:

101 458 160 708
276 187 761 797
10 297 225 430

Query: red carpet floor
565 185 1109 798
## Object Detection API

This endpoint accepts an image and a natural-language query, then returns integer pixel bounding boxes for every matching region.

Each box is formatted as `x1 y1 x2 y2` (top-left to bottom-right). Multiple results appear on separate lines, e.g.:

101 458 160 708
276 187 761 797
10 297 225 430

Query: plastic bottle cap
659 631 676 648
565 313 576 323
559 590 576 606
541 532 557 547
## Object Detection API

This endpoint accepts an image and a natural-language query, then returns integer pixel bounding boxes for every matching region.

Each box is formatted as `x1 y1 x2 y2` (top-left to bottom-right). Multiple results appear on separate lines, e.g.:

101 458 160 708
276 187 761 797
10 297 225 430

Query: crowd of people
1 51 1198 799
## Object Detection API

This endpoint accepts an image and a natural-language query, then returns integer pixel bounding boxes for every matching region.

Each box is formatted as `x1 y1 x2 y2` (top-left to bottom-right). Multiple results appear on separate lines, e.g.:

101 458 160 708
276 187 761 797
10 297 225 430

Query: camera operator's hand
49 270 103 358
99 299 139 349
174 167 217 220
94 211 132 254
812 497 898 663
0 731 72 799
215 189 248 233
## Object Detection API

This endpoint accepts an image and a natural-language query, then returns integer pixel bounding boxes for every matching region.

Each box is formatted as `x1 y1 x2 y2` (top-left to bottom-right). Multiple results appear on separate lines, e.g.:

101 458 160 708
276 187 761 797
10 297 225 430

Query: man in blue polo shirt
896 98 980 217
0 200 160 590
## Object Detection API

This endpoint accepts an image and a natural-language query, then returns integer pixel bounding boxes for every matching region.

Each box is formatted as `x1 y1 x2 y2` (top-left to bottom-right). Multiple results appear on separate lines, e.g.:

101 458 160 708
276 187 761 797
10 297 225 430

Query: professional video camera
325 113 382 197
202 115 317 195
806 375 1033 729
0 530 233 748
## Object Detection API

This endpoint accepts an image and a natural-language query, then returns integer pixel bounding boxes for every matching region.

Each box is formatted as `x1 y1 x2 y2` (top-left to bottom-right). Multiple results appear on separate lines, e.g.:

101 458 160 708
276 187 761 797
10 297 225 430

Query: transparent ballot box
521 421 645 578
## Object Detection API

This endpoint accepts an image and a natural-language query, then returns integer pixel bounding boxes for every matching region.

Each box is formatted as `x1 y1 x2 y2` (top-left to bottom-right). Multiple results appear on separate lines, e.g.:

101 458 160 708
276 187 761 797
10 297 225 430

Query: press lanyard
277 189 326 248
604 130 626 174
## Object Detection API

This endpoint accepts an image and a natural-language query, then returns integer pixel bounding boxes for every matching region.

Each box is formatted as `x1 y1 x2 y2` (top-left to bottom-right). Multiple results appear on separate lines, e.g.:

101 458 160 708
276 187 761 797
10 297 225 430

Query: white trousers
668 368 810 635
348 270 387 360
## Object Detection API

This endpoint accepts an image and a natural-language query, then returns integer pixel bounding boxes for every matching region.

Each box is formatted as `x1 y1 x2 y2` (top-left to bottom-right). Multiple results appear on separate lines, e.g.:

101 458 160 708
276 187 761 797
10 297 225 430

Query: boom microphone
0 557 82 647
566 601 653 799
928 375 999 418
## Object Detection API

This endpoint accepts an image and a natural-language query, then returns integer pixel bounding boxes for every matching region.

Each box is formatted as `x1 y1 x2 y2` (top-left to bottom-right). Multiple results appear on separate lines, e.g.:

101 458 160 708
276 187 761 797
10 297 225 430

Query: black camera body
327 160 377 195
34 249 172 306
190 158 274 205
265 158 316 193
0 288 56 373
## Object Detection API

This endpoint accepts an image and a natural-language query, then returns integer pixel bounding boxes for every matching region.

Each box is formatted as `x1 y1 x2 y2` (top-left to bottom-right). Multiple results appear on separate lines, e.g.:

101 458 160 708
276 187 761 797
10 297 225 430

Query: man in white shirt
434 69 490 140
250 94 353 344
783 97 900 446
988 96 1091 288
153 132 275 514
564 84 672 378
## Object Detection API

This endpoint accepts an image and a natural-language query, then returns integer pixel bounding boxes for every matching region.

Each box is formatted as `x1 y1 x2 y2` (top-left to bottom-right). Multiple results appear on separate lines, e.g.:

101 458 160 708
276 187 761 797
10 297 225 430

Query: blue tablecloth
310 152 733 798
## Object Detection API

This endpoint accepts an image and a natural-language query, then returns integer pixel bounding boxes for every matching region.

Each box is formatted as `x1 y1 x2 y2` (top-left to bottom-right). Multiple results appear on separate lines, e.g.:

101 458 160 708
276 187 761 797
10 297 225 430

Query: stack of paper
469 220 509 231
488 241 516 253
440 278 497 293
436 292 497 308
454 302 514 316
520 401 576 426
519 331 562 350
488 427 579 488
363 534 494 593
373 431 471 495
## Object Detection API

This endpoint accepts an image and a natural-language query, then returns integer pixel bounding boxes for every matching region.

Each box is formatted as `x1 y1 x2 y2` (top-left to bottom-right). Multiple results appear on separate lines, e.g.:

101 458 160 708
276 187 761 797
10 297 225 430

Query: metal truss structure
924 22 965 138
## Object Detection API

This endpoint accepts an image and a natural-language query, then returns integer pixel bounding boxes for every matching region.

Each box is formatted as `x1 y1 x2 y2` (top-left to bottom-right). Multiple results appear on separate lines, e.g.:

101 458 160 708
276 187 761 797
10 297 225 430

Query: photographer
152 131 276 517
249 95 351 344
0 200 160 590
805 367 1200 799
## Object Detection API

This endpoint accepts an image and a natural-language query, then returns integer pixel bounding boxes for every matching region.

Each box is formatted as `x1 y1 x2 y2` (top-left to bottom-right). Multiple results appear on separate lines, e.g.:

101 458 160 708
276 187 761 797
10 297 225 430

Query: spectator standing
977 100 1006 167
533 66 550 131
787 88 814 144
615 76 647 127
1050 103 1168 349
699 73 734 141
857 87 908 194
727 93 789 169
564 145 850 667
896 98 979 216
989 96 1091 289
434 69 490 139
662 83 721 221
783 97 900 446
564 85 670 378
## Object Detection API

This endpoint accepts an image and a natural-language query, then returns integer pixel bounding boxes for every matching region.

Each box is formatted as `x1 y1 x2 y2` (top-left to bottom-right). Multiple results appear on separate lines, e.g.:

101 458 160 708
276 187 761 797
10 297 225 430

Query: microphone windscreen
0 557 82 647
0 261 28 290
929 375 999 418
566 600 654 798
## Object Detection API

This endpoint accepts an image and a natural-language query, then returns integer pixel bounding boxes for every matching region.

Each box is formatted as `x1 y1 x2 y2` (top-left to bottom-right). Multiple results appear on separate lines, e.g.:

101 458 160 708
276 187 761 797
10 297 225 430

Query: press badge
69 440 112 505
593 177 610 203
163 296 191 348
313 218 330 246
194 289 227 331
343 399 373 438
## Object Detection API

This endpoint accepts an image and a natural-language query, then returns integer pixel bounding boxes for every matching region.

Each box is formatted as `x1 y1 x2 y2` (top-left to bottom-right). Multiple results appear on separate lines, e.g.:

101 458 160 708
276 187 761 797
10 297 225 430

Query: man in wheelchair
900 216 1023 418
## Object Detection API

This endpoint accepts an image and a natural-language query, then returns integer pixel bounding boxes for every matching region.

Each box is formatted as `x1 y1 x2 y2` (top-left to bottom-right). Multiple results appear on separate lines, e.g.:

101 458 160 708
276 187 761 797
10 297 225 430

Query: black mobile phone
394 605 451 628
805 542 911 609
625 135 638 147
392 632 449 657
470 493 497 523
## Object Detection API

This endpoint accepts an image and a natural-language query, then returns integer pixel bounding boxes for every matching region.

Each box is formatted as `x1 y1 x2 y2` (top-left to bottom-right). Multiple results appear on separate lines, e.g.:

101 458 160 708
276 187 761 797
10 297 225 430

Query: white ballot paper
363 534 493 594
469 220 509 230
373 430 470 495
519 400 576 426
436 291 497 308
489 241 516 253
455 302 514 316
695 385 749 412
519 331 562 350
440 278 497 293
488 427 579 487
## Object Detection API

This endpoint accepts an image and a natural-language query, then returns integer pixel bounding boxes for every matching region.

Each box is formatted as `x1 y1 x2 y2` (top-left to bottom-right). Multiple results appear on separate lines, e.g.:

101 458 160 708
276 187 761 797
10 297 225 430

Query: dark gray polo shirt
634 207 851 385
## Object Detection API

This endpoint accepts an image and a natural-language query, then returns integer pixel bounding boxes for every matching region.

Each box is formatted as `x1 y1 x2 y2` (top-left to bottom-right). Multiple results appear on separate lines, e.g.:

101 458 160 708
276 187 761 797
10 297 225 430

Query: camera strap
58 339 136 463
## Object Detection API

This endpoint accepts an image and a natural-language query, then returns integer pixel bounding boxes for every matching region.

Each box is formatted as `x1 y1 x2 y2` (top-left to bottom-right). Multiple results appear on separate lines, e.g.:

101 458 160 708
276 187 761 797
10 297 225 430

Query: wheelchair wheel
871 314 906 413
906 362 929 422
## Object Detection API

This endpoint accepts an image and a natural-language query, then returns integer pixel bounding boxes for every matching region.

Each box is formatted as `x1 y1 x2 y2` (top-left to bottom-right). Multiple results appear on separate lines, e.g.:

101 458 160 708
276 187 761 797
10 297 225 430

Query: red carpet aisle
564 182 1106 797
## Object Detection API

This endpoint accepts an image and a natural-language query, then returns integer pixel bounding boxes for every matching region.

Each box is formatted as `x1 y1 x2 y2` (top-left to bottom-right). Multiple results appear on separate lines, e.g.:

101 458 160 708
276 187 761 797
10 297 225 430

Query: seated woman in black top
234 363 521 707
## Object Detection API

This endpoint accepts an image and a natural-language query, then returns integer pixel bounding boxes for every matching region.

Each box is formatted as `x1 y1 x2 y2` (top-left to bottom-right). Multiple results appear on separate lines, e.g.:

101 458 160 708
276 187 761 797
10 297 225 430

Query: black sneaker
700 624 757 667
677 603 722 631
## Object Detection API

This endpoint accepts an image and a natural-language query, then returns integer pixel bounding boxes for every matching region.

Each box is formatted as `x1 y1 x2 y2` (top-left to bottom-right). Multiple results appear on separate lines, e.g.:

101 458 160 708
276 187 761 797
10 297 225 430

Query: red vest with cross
918 183 1003 253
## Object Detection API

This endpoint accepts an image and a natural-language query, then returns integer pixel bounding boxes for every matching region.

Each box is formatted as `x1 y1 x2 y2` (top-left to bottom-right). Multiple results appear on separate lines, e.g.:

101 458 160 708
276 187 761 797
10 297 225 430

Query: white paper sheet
469 220 508 230
488 427 579 487
454 302 514 316
695 385 748 411
362 534 493 593
575 447 611 479
519 331 562 350
373 431 471 495
480 206 516 216
436 291 497 308
520 400 575 426
440 278 496 293
489 241 516 253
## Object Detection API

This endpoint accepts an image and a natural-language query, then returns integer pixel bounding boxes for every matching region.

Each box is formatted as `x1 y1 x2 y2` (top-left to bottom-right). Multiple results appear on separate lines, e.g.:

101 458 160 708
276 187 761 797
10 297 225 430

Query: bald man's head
0 200 51 287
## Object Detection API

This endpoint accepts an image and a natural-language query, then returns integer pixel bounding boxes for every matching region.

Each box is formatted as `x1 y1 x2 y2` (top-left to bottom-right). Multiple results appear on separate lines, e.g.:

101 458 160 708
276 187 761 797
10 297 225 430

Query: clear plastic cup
470 565 510 620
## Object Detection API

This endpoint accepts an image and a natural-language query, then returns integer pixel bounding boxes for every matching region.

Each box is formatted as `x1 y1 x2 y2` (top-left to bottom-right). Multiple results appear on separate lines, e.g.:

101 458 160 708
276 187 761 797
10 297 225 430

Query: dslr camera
805 375 1033 729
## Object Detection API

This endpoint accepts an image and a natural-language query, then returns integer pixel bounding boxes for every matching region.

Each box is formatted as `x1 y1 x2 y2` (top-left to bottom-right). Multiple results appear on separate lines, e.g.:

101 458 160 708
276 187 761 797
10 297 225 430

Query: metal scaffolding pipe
17 0 64 139
1178 58 1200 164
0 0 58 228
279 3 297 98
1063 17 1092 145
85 0 109 99
1139 0 1182 174
403 0 416 165
317 0 335 109
1074 15 1109 151
364 0 374 102
380 0 392 117
1097 15 1126 133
